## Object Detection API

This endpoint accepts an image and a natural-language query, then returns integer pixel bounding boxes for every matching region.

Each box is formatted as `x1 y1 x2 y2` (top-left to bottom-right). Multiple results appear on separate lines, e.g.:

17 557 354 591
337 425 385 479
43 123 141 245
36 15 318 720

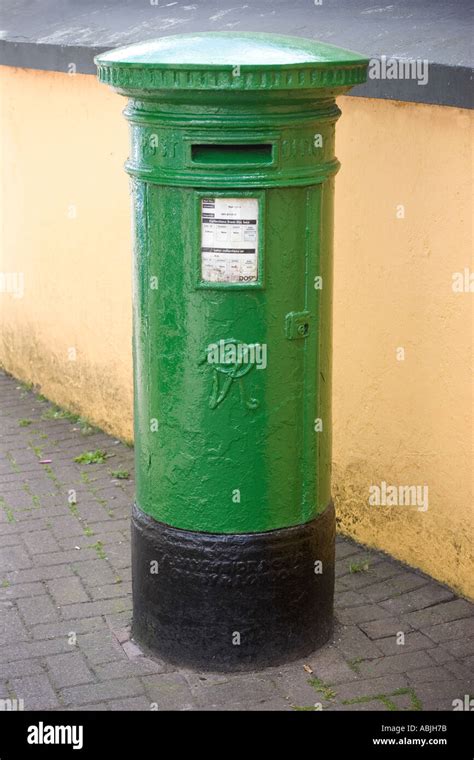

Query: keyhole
298 322 309 336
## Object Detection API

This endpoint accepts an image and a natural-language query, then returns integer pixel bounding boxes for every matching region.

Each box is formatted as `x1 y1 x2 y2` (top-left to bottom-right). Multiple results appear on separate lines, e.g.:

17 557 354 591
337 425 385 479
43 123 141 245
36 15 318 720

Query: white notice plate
201 197 258 284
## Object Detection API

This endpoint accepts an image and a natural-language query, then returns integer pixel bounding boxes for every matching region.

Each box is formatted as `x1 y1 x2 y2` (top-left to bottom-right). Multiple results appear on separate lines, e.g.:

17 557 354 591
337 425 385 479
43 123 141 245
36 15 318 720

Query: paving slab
0 370 472 711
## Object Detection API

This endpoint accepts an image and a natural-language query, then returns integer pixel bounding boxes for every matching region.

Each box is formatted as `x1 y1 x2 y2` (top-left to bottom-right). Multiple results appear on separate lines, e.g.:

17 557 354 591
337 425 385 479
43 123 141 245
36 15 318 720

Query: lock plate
285 310 312 340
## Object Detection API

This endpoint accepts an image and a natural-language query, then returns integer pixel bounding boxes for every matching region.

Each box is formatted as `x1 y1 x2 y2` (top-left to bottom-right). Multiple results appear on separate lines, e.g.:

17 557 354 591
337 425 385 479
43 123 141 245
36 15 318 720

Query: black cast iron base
131 502 335 672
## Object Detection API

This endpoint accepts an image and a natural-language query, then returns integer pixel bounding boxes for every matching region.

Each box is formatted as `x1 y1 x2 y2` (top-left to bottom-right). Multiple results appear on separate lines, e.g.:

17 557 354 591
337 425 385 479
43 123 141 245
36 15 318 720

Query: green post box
96 32 368 671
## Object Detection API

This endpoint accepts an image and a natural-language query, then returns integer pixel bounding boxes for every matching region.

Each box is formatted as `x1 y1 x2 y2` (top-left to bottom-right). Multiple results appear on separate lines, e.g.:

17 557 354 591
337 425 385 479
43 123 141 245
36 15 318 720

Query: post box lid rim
95 31 369 79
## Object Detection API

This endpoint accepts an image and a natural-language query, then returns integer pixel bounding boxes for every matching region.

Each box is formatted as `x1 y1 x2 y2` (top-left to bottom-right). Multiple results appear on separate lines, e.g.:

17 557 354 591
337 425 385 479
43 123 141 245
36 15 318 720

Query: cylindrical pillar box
96 32 368 671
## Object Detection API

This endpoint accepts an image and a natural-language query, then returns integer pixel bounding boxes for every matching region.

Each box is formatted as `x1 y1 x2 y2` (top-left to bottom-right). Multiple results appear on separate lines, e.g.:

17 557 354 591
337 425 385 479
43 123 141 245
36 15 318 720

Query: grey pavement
0 369 473 711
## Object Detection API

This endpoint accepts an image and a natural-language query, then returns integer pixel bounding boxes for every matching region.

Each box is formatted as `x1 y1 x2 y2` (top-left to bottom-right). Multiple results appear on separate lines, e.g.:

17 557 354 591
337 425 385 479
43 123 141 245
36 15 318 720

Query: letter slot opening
191 143 273 166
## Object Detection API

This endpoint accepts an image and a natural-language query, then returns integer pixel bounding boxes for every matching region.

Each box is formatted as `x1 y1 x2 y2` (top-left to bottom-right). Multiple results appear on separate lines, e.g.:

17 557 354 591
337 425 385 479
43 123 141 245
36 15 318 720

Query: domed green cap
95 32 368 93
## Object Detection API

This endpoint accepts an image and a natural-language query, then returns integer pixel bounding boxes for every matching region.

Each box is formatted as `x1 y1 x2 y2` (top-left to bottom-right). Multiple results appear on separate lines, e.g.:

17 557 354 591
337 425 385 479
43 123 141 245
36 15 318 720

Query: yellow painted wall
0 67 133 439
1 67 472 597
334 97 473 599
